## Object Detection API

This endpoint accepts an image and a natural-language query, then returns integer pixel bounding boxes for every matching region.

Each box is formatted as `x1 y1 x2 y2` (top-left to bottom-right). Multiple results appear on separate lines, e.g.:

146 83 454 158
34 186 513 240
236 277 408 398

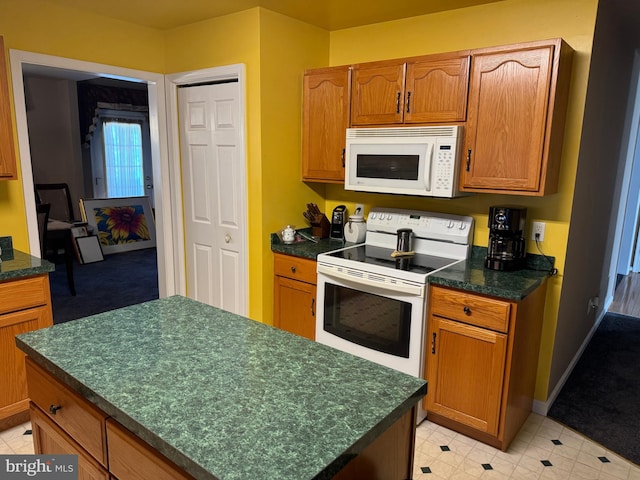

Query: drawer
30 405 109 480
429 286 511 333
107 419 195 480
26 358 108 467
0 275 49 315
274 254 317 284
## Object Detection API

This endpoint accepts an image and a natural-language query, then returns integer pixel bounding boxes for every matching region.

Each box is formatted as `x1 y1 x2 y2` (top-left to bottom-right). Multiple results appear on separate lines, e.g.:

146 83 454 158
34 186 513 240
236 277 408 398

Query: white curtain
103 120 144 197
87 104 152 203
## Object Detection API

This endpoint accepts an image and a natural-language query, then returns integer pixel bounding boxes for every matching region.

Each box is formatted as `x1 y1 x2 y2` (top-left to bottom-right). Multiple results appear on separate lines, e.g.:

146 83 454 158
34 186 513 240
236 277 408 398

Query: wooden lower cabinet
425 283 547 450
0 274 53 430
273 253 317 340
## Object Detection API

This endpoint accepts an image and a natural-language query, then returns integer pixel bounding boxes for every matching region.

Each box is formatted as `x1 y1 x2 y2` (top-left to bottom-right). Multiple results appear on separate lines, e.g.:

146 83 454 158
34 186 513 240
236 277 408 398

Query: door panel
178 82 246 314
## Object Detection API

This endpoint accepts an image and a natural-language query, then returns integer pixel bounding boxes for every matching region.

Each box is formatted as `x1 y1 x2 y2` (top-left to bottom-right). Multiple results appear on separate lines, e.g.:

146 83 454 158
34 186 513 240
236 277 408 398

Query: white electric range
315 208 474 421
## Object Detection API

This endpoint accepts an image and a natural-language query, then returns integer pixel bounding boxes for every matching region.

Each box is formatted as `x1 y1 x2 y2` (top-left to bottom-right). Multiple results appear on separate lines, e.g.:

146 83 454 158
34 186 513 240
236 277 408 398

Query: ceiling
37 0 504 31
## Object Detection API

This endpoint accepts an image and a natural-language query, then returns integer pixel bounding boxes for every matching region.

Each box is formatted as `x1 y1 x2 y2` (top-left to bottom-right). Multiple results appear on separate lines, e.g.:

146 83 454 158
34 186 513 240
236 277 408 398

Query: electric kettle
344 207 366 243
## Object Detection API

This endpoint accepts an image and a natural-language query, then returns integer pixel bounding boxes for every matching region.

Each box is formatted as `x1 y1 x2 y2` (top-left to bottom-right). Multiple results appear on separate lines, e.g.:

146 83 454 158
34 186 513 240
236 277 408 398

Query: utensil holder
311 215 331 239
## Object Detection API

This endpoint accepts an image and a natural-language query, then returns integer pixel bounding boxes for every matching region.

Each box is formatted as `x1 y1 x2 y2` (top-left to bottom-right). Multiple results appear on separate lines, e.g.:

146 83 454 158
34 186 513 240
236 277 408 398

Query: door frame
165 64 248 312
9 49 176 297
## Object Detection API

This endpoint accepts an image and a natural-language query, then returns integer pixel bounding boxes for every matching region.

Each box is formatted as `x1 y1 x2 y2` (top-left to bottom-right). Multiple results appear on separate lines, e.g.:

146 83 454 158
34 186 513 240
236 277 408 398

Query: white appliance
344 126 465 198
316 207 474 423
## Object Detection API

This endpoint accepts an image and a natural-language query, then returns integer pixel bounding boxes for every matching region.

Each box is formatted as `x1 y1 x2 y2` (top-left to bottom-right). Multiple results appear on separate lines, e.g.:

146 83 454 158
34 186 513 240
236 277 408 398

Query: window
88 106 153 205
103 120 144 197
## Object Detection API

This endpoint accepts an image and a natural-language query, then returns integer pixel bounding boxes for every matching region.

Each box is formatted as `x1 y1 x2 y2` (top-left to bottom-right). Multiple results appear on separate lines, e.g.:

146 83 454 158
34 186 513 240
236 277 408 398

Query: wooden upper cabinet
351 52 470 126
460 39 573 195
302 66 351 183
404 53 469 124
0 36 17 180
351 62 405 125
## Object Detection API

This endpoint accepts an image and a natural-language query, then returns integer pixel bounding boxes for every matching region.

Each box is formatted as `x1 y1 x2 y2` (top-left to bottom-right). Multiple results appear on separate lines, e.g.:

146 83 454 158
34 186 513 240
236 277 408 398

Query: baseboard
535 310 606 416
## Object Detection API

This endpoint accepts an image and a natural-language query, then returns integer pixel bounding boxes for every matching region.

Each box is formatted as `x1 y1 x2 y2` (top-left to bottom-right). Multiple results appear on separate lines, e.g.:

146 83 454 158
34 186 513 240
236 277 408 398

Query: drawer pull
463 306 471 316
49 404 62 415
431 332 436 354
290 266 296 273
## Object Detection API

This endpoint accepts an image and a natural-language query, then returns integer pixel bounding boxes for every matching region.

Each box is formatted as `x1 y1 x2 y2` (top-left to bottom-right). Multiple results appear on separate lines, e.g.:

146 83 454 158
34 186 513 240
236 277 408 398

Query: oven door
315 266 426 378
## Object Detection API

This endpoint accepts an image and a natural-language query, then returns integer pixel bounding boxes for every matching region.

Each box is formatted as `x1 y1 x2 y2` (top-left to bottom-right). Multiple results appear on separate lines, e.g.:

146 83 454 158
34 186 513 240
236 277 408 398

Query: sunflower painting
80 196 156 254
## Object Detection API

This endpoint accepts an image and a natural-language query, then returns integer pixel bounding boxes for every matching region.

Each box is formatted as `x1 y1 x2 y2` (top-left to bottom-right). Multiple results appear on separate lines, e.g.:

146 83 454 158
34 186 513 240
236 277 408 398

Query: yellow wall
0 0 165 251
324 0 598 401
257 9 329 324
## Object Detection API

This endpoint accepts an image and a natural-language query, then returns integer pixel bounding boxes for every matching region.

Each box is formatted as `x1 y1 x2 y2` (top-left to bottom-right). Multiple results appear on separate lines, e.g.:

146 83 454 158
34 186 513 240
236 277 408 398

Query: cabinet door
405 54 469 123
106 419 195 480
461 45 554 193
31 406 110 480
274 276 316 341
0 307 50 414
302 66 350 183
426 316 507 436
351 62 405 125
0 36 17 180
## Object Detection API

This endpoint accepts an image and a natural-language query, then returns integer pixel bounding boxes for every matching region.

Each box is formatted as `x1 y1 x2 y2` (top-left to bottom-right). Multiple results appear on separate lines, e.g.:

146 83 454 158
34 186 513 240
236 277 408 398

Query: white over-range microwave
344 125 465 198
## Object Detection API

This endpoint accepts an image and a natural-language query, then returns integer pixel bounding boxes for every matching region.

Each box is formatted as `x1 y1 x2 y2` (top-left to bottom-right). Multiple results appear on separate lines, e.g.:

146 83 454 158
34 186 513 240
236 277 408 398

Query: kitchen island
16 296 426 480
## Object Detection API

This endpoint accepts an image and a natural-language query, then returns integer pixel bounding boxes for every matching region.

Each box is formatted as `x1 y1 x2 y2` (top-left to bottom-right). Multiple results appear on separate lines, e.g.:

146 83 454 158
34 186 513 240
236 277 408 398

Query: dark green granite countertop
270 228 354 259
271 231 552 301
17 296 426 480
0 237 54 282
428 247 554 301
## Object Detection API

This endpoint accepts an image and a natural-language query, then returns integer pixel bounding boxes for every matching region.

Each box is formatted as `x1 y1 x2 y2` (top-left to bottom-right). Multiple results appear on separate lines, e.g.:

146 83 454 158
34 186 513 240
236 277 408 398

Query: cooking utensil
297 231 319 243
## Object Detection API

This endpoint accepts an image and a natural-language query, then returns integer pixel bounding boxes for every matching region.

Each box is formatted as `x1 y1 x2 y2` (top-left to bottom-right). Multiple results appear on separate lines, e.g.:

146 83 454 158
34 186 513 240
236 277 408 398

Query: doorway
9 49 177 297
610 49 640 317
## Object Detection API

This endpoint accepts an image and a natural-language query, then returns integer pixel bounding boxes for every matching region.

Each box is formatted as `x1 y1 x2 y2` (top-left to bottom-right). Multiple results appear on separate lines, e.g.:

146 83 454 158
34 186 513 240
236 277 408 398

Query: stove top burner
326 244 457 275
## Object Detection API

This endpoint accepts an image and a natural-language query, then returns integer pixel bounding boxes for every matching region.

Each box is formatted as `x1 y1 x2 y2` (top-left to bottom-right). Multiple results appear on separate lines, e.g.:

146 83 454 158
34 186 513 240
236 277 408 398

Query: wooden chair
34 183 78 296
34 183 78 222
36 202 50 257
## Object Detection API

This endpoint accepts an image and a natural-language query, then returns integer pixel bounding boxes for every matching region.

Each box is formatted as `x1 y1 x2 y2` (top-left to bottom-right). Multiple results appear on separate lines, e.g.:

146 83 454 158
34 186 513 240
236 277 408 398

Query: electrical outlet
531 221 546 242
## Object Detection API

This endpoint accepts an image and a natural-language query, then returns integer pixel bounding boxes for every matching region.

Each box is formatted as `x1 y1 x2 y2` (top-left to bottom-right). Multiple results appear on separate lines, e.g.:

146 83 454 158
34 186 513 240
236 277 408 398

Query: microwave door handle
423 144 434 192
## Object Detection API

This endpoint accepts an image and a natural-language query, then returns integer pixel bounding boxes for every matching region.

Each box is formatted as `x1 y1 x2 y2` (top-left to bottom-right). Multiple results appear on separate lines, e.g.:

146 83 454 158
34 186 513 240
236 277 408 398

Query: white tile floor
413 414 640 480
1 414 638 479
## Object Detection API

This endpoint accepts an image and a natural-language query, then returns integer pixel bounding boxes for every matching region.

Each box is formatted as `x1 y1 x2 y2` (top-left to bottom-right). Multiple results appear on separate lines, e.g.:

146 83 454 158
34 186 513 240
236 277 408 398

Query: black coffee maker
485 206 527 271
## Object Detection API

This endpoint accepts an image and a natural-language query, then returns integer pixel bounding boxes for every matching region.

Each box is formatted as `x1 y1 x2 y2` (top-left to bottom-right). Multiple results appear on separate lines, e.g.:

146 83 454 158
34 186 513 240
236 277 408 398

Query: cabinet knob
49 404 62 415
463 306 471 316
290 266 296 273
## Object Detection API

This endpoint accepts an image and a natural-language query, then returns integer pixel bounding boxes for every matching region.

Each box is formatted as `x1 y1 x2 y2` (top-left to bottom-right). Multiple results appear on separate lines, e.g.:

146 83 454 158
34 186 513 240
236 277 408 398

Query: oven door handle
317 264 425 297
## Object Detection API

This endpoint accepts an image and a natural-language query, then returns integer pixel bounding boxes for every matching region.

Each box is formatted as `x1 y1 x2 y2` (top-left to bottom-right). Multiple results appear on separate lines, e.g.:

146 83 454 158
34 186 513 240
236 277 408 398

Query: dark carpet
49 247 159 324
548 312 640 465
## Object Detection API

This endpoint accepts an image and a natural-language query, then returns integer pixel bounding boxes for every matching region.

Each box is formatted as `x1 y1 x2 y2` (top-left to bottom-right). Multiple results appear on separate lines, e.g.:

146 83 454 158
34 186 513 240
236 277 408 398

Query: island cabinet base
26 358 419 480
333 407 417 480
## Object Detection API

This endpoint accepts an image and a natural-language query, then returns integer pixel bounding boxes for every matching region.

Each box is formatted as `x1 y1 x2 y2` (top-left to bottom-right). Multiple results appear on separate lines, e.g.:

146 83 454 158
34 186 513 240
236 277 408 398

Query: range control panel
366 208 474 245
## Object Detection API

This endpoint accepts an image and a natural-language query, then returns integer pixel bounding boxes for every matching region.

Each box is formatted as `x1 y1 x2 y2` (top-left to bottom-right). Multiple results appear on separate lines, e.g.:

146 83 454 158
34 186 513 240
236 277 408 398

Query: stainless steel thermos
396 228 413 252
